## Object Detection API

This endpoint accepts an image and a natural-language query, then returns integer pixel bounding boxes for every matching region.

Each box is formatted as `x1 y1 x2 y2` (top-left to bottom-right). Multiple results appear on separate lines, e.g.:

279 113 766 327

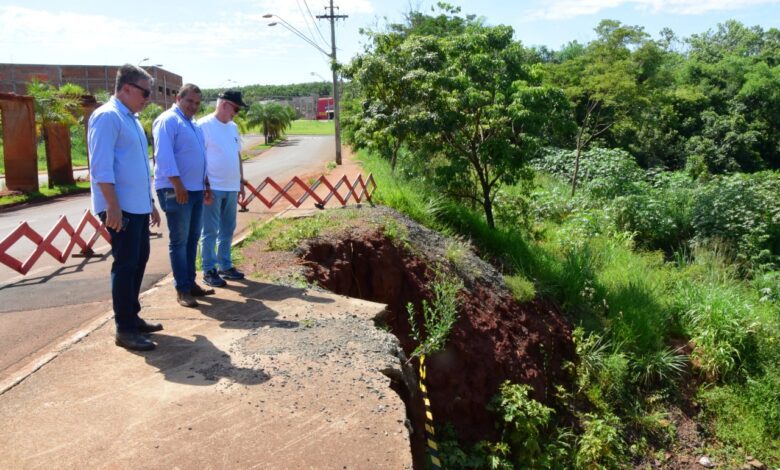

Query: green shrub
534 147 645 200
494 182 534 233
612 171 696 252
691 171 780 272
575 412 627 469
487 382 555 467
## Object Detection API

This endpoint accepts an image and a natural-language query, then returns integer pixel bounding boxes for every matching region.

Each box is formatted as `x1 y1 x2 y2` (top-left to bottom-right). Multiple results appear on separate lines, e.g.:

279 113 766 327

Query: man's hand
204 188 214 206
104 205 123 231
150 206 161 227
239 179 246 200
172 179 188 204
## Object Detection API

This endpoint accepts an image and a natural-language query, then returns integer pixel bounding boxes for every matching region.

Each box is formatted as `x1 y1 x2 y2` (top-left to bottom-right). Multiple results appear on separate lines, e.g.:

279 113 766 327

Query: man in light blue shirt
89 64 161 352
153 83 212 308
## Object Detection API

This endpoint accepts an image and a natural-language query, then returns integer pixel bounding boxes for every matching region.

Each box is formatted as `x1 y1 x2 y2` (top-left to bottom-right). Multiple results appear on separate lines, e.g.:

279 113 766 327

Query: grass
285 119 335 135
0 181 91 206
240 212 337 252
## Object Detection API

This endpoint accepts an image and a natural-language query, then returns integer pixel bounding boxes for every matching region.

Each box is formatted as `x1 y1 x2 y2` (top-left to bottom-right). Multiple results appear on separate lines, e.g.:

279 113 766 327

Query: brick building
0 63 182 108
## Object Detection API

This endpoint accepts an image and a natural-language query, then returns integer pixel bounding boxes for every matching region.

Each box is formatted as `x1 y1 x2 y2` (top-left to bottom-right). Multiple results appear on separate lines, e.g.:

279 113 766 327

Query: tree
344 28 439 170
246 102 295 144
409 23 570 228
26 79 80 133
345 5 571 228
678 21 780 172
545 20 655 195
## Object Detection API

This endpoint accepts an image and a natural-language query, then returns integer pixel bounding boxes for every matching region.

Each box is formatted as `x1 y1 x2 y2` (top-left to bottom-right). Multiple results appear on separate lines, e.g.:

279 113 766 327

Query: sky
1 0 779 89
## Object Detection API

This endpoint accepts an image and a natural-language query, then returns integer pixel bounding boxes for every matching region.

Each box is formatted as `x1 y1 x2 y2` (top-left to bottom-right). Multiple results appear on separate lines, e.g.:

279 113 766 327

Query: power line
302 0 330 48
295 0 327 50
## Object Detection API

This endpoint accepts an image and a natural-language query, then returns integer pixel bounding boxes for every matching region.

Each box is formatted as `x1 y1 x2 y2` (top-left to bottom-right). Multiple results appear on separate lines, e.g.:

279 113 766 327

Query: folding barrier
0 210 110 275
239 173 377 211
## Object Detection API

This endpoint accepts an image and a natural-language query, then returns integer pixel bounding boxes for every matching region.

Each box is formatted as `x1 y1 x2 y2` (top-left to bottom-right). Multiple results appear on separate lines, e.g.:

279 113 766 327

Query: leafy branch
407 273 463 360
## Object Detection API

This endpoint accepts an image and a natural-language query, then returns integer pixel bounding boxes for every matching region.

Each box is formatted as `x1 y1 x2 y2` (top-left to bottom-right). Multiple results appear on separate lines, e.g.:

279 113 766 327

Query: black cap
218 90 248 108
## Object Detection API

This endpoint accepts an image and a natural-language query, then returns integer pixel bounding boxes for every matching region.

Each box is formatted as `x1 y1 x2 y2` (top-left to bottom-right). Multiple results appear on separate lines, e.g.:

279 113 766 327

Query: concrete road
0 134 335 381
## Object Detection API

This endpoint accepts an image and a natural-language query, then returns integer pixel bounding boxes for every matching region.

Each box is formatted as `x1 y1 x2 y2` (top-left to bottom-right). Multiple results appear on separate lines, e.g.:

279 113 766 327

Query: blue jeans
157 189 204 292
100 211 150 333
201 190 238 273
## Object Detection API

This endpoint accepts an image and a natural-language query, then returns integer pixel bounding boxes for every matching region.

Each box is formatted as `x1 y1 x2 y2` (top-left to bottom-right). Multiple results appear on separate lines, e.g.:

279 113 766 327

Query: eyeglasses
227 103 240 114
128 82 151 98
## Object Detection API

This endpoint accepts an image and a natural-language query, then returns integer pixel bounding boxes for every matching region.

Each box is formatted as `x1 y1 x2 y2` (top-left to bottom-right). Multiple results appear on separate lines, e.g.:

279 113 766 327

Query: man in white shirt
198 90 247 287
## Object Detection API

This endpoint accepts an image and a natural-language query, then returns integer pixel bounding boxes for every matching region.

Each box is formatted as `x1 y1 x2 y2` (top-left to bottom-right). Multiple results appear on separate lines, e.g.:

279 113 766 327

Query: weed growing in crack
406 273 463 360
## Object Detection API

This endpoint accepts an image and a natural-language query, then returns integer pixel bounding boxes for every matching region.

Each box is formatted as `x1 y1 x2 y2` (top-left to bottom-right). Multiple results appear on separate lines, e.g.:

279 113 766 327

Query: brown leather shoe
177 290 198 308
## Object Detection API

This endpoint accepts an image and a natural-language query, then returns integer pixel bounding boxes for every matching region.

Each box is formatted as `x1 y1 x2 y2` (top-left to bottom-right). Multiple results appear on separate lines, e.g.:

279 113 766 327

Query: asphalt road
0 134 335 380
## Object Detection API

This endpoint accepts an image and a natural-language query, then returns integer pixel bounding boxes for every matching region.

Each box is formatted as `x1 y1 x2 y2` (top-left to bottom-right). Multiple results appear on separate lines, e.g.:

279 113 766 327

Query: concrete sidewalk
0 149 411 468
0 271 412 468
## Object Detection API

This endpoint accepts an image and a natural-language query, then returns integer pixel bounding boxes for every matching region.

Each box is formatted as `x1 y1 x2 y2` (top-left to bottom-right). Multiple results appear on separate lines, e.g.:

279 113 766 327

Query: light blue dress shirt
152 105 206 191
88 96 153 215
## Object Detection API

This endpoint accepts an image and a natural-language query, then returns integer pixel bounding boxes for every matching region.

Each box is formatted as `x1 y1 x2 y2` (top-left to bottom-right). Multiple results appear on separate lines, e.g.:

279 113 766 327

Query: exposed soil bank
300 208 575 444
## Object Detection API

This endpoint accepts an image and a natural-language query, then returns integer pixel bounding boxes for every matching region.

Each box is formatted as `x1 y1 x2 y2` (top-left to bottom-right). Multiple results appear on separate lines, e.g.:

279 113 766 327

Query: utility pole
317 0 347 165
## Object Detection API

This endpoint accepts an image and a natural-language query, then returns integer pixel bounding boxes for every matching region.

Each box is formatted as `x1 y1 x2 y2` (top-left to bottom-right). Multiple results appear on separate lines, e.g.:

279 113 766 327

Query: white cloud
526 0 780 20
0 5 297 62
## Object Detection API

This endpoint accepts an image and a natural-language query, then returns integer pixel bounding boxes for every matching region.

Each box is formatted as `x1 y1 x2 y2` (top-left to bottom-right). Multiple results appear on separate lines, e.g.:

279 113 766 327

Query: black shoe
203 269 227 287
191 283 215 297
137 320 163 333
177 290 198 308
116 331 156 351
218 267 245 280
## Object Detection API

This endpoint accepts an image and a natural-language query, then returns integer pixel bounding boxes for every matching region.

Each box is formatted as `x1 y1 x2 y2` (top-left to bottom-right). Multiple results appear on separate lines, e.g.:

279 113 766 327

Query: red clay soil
302 231 575 444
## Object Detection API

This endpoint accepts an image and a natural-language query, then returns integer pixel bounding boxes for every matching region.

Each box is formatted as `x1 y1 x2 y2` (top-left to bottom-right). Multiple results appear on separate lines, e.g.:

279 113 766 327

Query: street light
262 14 330 56
218 78 238 89
137 58 163 68
264 12 342 165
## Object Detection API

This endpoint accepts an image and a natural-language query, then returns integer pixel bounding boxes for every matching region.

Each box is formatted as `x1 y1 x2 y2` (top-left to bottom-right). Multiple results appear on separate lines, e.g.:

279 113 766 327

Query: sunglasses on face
227 103 240 113
128 82 151 98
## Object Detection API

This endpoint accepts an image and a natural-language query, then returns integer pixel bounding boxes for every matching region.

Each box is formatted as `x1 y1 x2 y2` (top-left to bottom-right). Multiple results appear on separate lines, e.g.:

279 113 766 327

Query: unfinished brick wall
0 93 38 192
43 122 73 187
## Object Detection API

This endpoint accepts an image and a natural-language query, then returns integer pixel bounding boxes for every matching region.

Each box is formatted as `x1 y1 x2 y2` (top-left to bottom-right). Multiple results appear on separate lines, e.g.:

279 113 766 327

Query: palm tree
26 80 82 187
246 102 295 144
138 103 164 144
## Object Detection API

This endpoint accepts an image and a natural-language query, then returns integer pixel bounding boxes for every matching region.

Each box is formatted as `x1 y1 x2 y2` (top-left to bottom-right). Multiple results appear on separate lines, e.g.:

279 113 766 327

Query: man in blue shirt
89 64 161 352
153 83 212 308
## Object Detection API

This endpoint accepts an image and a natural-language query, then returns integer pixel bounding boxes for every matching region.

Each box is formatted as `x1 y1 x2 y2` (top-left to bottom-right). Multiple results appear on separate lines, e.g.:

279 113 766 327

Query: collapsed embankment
297 207 576 446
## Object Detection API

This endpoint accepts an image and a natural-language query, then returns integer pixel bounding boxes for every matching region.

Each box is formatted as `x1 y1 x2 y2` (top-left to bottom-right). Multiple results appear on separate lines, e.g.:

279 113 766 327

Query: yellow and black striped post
419 354 442 469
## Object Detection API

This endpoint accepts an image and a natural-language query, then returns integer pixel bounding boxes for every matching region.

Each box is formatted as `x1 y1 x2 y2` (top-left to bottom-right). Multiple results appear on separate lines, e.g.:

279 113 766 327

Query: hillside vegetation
341 3 780 468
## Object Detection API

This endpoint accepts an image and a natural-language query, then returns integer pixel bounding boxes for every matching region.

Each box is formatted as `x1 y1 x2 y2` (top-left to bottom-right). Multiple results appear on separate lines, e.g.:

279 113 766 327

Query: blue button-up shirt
88 96 153 214
152 105 206 191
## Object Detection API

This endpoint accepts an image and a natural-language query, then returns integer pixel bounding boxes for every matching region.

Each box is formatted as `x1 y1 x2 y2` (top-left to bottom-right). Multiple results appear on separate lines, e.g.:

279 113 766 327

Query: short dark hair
178 83 202 99
115 64 153 94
